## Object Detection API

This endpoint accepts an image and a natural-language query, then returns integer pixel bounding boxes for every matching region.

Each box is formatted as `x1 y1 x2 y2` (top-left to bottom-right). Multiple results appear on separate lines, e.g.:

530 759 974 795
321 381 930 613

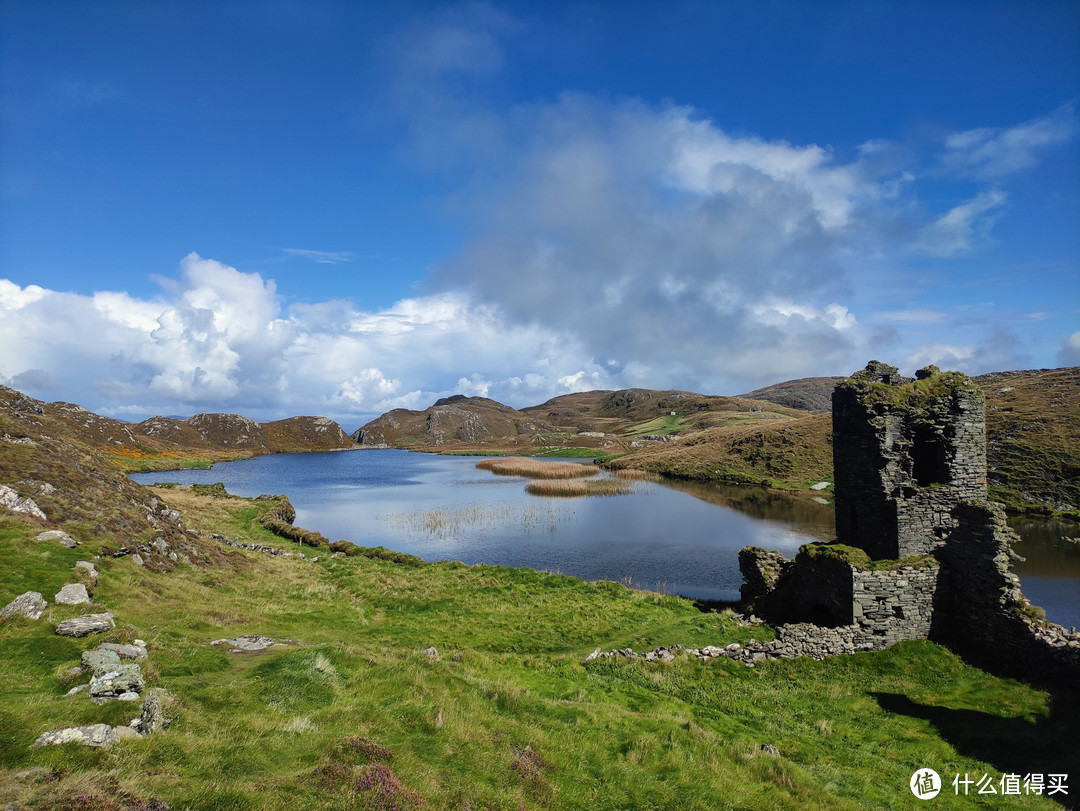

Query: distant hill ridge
0 386 356 472
353 367 1079 515
352 387 804 454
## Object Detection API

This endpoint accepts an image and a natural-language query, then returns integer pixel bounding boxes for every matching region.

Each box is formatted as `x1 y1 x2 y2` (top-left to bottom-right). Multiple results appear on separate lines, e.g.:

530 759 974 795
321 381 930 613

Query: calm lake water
131 449 1080 629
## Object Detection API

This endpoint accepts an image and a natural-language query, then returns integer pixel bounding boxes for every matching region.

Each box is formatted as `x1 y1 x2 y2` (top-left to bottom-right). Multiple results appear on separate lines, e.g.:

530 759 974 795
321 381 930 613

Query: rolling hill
0 386 357 474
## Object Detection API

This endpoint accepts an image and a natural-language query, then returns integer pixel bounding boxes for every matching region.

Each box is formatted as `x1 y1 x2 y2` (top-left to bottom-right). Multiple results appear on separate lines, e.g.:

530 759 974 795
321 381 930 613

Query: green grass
625 414 689 437
0 497 1076 810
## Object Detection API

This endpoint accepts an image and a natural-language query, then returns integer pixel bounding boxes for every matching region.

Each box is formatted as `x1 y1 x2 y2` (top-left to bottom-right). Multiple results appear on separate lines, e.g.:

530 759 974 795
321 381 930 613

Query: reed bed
476 456 598 479
612 468 660 481
524 478 633 498
385 501 569 536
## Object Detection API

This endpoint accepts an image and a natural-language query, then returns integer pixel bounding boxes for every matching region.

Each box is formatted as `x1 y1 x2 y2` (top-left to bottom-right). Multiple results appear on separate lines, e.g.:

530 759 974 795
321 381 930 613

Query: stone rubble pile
584 622 887 668
210 634 296 652
206 531 317 561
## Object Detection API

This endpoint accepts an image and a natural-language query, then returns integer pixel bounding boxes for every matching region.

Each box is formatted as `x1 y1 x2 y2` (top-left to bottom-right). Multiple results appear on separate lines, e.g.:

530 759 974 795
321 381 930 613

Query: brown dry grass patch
524 478 632 498
476 457 597 479
612 468 659 481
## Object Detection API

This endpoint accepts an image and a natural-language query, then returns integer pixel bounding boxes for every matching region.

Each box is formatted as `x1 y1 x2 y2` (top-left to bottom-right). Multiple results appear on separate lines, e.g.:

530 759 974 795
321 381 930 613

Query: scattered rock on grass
82 648 122 673
423 646 439 662
0 591 47 620
32 723 118 749
99 642 147 660
134 688 177 735
210 634 277 651
35 529 78 547
75 560 98 580
89 663 145 703
54 584 91 605
55 612 114 638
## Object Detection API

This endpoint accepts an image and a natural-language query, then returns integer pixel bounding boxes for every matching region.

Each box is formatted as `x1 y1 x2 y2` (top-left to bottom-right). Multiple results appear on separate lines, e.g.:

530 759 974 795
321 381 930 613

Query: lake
131 449 1080 629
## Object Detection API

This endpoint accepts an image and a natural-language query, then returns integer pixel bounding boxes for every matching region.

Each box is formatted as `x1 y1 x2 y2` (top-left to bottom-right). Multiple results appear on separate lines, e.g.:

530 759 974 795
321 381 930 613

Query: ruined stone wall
932 501 1080 683
833 362 987 559
737 360 1077 684
852 564 939 647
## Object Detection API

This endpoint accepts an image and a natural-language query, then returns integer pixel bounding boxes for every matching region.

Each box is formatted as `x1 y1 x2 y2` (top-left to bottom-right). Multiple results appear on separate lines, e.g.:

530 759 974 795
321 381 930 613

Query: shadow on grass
873 691 1079 809
689 597 743 614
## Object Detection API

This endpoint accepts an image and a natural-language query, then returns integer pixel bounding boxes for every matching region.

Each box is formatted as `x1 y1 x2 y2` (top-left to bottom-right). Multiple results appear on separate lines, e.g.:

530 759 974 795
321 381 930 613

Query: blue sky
1 0 1078 427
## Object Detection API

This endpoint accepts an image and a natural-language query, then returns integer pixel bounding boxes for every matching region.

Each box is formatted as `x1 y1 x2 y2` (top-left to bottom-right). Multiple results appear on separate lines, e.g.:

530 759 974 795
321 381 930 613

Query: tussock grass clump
331 735 394 764
476 457 597 479
525 478 632 498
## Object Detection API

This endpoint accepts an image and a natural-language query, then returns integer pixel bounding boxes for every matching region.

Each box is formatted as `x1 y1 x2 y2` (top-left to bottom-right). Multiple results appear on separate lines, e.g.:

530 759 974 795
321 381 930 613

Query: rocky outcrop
0 484 46 520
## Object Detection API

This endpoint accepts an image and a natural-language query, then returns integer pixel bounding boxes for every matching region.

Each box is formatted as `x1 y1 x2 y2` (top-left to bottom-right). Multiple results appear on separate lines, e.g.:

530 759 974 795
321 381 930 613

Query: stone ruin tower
832 360 987 560
739 360 1080 684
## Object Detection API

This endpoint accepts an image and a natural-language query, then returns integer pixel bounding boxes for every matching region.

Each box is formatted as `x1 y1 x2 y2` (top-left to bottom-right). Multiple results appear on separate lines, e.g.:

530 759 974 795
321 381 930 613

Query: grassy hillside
2 490 1076 810
1 383 1078 809
607 414 834 490
353 389 804 460
607 368 1079 516
740 377 844 413
977 368 1080 515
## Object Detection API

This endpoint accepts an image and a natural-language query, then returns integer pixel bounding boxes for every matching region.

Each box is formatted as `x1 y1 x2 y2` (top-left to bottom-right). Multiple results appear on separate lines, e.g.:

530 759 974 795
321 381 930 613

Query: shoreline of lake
132 448 1080 629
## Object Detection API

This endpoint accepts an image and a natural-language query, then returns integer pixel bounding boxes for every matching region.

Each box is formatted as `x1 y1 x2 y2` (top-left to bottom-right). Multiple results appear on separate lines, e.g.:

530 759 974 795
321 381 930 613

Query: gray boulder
90 663 145 702
210 634 275 651
99 642 147 661
0 591 47 620
75 560 98 580
55 584 91 605
134 688 177 735
36 529 78 547
114 724 141 741
32 724 118 748
82 648 122 674
55 612 114 637
0 485 46 520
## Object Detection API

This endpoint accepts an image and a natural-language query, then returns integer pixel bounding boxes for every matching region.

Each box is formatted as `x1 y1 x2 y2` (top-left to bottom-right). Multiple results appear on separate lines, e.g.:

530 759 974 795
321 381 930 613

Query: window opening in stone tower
911 424 950 487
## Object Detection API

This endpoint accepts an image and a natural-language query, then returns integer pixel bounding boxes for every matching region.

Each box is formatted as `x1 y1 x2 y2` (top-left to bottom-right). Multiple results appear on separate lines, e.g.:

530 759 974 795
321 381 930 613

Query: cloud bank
1 12 1075 423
